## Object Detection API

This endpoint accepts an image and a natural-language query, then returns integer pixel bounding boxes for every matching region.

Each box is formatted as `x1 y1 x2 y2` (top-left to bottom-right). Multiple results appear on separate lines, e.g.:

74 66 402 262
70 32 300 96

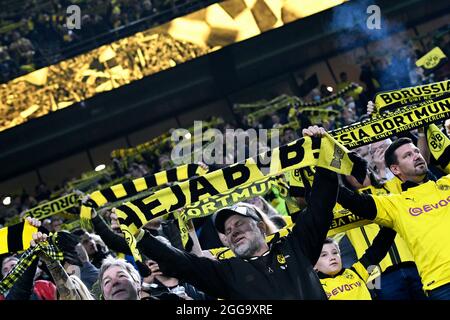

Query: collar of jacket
245 250 270 261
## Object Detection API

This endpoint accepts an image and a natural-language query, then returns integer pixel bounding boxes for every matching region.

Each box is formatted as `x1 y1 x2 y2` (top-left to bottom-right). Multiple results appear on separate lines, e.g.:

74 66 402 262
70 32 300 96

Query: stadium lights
95 164 106 172
2 196 11 206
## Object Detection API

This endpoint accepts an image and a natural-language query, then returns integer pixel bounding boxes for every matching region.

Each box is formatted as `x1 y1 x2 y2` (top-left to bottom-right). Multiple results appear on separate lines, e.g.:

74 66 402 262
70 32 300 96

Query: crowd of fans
1 26 449 232
0 14 450 301
0 0 216 83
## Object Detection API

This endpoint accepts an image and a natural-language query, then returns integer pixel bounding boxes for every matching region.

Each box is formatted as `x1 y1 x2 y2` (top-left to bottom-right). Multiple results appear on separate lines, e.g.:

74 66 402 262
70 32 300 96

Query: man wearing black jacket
134 126 342 299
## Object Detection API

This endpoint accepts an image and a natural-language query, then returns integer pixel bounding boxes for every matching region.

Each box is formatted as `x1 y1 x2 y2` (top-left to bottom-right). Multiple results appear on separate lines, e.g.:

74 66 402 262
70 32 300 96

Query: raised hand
367 100 377 115
26 216 41 228
197 161 209 172
110 209 121 232
30 231 47 248
29 223 52 264
143 260 163 284
302 125 326 138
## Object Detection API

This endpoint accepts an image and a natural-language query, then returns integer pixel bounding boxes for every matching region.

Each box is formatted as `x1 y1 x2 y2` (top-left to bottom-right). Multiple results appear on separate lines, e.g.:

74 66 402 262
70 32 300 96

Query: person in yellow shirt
344 170 426 300
337 136 450 299
341 135 426 299
290 150 420 298
315 227 396 300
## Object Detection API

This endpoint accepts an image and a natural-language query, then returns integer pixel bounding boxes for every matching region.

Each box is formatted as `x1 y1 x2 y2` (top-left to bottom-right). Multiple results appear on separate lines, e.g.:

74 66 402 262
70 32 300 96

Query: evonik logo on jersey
408 196 450 216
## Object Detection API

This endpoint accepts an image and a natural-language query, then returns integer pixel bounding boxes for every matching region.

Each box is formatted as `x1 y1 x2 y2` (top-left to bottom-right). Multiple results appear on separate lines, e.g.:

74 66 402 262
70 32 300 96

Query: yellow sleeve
371 194 400 229
351 261 370 282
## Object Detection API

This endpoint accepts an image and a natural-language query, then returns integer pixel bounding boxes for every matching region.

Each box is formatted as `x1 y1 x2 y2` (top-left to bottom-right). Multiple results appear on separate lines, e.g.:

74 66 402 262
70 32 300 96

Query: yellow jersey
347 179 415 275
319 261 371 300
372 175 450 291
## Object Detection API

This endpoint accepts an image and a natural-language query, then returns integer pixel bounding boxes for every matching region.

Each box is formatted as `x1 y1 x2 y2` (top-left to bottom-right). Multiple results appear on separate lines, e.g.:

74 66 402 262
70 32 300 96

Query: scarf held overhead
0 221 37 255
332 94 450 149
0 235 63 295
22 193 78 220
115 134 366 261
374 80 450 113
80 163 207 228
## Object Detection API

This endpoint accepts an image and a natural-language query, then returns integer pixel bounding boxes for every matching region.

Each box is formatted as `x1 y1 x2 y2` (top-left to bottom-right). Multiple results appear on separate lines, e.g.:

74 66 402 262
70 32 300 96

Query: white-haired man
99 256 141 300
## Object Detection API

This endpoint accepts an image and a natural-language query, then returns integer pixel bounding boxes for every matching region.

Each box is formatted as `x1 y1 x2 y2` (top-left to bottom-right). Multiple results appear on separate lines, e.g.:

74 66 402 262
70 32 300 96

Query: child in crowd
314 227 396 300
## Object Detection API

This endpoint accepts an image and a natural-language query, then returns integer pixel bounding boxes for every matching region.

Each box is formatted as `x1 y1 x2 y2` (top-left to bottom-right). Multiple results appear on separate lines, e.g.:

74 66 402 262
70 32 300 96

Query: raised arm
91 210 131 255
27 218 81 300
5 258 39 300
416 127 430 164
137 231 228 299
45 260 81 300
292 166 338 264
337 184 377 220
289 126 338 264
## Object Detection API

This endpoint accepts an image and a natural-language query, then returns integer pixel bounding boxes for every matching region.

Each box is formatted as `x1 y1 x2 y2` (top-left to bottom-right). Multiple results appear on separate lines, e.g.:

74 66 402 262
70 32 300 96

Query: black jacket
137 168 338 300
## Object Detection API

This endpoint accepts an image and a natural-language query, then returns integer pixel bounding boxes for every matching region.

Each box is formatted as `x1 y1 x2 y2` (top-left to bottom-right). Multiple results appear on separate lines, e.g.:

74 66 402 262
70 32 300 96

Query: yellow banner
416 47 447 71
116 134 363 261
332 95 450 149
374 80 450 112
23 193 78 220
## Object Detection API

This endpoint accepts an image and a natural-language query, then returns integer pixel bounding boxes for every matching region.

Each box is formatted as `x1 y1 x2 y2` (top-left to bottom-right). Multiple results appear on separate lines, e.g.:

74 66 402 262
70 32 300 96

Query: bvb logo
424 55 440 69
277 254 286 265
122 228 136 247
330 145 344 169
343 271 354 280
123 228 142 259
429 133 444 152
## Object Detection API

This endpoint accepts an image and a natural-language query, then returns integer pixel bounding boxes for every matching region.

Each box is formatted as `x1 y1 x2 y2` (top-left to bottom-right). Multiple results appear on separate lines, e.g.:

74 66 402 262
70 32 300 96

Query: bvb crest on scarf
331 144 344 169
416 47 447 72
277 254 286 265
428 129 445 152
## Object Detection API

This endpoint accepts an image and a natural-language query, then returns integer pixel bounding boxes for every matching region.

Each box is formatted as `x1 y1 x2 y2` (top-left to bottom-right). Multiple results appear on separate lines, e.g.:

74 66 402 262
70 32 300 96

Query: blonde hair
69 275 95 300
